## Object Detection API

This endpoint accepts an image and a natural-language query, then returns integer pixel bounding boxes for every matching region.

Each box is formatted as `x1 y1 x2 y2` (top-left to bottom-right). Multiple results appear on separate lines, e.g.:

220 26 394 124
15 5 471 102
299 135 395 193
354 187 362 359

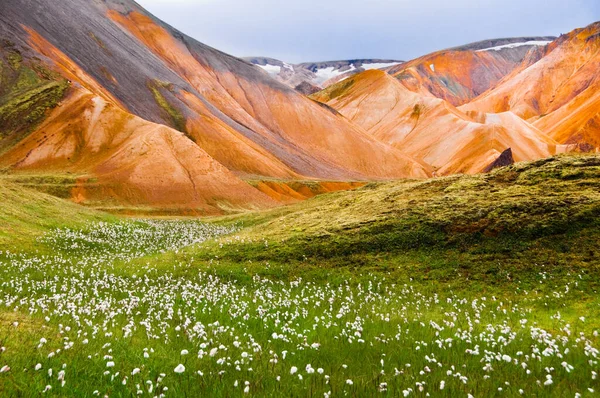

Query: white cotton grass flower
290 366 298 375
180 349 189 356
561 362 574 372
106 361 115 368
174 364 185 374
132 368 141 376
0 366 10 373
346 379 353 385
35 363 42 371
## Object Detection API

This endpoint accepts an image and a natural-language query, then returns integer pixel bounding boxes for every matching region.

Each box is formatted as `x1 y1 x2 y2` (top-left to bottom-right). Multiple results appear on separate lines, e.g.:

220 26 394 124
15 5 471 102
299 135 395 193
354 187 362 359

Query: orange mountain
463 22 600 151
0 0 429 213
311 70 563 174
386 37 554 106
0 0 597 212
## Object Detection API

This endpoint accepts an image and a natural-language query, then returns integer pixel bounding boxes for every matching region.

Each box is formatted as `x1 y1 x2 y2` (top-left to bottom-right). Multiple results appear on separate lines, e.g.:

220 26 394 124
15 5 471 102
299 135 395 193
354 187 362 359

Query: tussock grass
198 154 600 290
0 155 598 396
0 178 113 250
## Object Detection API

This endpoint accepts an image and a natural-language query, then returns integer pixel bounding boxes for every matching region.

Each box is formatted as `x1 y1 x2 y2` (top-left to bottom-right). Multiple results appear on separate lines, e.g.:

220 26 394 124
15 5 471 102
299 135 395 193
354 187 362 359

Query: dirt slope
463 22 600 151
0 0 428 182
0 87 276 213
312 70 561 174
386 37 553 106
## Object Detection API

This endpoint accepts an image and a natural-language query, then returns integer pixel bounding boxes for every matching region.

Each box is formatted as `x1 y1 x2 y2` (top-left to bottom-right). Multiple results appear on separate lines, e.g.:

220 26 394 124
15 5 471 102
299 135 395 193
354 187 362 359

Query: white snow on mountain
257 64 282 75
477 40 552 52
361 62 401 70
314 65 356 84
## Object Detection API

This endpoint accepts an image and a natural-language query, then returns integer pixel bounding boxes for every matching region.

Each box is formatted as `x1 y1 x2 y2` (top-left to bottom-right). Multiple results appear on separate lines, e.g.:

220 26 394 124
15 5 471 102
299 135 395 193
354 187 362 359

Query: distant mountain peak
243 57 403 93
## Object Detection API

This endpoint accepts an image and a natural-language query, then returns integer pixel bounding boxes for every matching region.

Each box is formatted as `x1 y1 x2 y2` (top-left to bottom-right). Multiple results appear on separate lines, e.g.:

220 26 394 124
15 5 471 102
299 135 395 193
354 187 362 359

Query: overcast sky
135 0 599 63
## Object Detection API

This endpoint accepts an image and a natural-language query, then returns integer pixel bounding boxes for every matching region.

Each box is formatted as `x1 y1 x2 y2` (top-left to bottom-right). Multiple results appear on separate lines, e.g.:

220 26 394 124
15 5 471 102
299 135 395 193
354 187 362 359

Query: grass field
0 155 598 396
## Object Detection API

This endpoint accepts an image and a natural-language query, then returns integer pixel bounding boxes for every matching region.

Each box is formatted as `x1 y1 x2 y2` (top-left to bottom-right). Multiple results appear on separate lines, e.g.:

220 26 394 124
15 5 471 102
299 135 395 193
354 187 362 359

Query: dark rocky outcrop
484 148 515 172
294 81 321 96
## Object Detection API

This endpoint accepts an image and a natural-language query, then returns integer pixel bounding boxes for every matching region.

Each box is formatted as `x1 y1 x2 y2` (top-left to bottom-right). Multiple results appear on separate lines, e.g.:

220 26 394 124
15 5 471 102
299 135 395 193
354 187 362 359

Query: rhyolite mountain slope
245 57 402 92
310 26 600 174
311 69 564 175
463 22 600 152
386 37 554 106
0 0 596 212
0 0 429 212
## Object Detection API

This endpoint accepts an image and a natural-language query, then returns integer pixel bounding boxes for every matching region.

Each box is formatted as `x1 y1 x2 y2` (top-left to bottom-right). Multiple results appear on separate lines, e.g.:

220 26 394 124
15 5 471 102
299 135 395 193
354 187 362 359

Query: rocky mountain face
0 0 427 213
309 23 599 176
387 37 555 106
0 0 596 213
311 70 564 175
462 23 600 152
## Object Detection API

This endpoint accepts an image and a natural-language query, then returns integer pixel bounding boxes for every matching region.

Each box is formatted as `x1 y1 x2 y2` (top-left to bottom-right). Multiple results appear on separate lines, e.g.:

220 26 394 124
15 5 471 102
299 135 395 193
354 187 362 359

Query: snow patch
429 64 435 72
257 64 281 75
361 62 401 70
314 65 356 84
477 40 552 52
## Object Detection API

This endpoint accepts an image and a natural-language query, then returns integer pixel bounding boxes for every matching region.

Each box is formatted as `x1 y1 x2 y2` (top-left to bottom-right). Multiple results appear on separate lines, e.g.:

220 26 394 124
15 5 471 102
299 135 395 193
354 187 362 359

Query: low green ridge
194 155 600 289
0 177 114 250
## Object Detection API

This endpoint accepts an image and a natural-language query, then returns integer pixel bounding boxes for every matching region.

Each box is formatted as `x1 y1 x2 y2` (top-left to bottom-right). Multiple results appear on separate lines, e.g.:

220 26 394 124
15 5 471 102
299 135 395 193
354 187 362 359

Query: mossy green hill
1 154 599 291
194 154 600 289
0 177 113 250
0 43 69 154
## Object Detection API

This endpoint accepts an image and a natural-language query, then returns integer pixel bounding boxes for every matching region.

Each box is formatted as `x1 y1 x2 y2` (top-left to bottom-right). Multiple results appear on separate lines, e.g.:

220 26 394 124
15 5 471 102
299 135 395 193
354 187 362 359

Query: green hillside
193 154 600 289
0 176 113 250
0 155 598 397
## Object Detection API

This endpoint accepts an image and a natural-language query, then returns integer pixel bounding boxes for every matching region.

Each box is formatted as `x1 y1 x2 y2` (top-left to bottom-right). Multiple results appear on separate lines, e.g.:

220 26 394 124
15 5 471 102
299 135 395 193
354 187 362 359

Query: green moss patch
0 46 69 154
147 80 188 135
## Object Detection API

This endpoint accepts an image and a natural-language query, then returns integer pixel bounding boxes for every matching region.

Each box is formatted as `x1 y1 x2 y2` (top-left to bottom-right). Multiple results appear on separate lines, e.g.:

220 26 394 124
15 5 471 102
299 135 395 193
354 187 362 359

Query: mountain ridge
0 1 597 213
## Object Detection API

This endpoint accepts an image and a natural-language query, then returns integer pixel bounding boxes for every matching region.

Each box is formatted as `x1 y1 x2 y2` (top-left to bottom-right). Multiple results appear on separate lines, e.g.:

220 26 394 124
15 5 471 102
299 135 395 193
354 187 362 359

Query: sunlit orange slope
312 70 562 174
386 38 553 106
0 0 429 182
0 87 275 213
463 22 600 150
